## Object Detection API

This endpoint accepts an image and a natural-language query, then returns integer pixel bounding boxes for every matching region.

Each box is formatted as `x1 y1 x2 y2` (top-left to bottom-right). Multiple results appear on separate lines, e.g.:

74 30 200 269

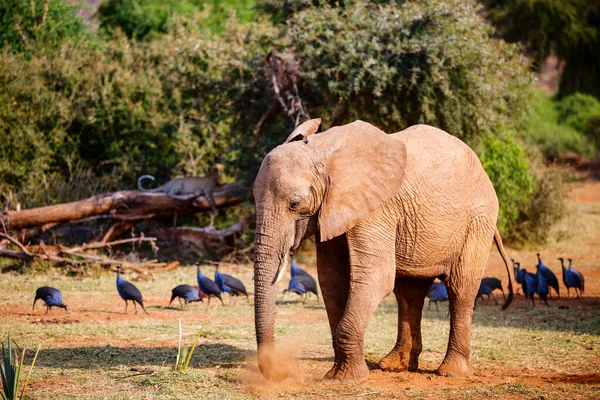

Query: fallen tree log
0 221 249 273
2 181 249 230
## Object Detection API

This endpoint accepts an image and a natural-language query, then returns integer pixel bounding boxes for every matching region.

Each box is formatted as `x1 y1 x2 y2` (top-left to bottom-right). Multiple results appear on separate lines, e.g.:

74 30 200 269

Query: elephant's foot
323 360 370 383
323 363 337 380
436 353 472 377
378 346 416 372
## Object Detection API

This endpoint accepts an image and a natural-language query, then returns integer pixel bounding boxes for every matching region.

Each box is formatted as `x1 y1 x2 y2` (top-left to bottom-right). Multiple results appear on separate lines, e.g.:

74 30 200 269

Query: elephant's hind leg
437 226 492 377
379 277 434 372
316 235 350 380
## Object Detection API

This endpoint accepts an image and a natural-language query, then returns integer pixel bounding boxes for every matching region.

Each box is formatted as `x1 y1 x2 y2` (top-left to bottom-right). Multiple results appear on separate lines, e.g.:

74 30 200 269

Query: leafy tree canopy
480 0 600 97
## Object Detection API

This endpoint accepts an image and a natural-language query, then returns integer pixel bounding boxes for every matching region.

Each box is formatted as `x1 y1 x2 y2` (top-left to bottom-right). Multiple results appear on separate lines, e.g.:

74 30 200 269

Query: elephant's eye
289 195 303 210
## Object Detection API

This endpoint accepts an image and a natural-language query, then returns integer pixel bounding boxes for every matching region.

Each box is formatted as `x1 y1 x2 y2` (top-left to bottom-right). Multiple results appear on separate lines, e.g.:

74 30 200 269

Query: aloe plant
0 333 40 400
175 306 218 372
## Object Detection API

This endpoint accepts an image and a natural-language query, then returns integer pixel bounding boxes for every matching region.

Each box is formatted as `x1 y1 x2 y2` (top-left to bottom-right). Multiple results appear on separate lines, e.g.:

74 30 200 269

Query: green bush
556 92 600 134
0 19 279 208
281 0 533 140
509 169 569 245
0 0 88 54
479 135 534 234
522 90 596 160
98 0 257 39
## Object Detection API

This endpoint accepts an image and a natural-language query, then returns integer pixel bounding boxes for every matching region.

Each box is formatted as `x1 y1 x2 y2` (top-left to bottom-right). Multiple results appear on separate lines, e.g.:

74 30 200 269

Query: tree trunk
2 181 249 230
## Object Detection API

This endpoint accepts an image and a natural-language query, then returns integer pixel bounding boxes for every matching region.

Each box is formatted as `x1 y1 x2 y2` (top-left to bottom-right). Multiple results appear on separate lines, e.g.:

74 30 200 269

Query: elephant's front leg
316 235 350 379
331 229 396 382
379 277 434 372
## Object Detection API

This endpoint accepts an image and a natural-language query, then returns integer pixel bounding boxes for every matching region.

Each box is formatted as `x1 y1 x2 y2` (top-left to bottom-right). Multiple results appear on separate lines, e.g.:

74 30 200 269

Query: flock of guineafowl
32 259 318 314
33 253 584 315
426 253 586 310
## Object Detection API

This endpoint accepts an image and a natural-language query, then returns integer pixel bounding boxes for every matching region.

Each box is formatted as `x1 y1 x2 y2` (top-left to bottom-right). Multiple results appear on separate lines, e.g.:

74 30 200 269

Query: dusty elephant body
253 119 513 383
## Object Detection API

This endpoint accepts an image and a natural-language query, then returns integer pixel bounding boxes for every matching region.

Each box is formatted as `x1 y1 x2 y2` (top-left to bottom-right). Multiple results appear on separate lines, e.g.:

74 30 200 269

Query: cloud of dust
241 337 320 396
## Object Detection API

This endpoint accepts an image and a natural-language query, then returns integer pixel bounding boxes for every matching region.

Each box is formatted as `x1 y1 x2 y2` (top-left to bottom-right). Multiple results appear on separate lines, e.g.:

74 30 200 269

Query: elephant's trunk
253 215 293 381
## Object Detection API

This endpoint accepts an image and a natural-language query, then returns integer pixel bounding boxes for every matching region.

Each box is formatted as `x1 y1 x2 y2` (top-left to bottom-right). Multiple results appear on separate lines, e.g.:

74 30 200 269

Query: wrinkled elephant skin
253 119 513 383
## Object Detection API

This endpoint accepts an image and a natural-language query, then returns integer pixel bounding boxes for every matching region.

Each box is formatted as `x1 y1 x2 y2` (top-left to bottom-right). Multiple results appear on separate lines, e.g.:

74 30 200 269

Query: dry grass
1 201 599 399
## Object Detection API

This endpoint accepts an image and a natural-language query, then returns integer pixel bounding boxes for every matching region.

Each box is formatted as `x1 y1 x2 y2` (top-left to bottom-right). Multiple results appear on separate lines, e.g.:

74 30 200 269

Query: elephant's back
391 124 497 211
392 124 481 174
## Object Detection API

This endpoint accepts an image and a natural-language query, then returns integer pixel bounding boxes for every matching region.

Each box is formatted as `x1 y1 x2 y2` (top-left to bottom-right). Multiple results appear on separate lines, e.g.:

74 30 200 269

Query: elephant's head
252 119 407 380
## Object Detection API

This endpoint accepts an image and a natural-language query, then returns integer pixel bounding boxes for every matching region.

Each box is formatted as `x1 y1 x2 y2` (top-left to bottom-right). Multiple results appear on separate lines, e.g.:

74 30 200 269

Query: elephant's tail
493 228 514 310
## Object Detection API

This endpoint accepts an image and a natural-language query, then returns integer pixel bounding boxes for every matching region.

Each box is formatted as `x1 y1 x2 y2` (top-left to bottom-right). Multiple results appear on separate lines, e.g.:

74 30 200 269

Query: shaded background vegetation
1 0 599 249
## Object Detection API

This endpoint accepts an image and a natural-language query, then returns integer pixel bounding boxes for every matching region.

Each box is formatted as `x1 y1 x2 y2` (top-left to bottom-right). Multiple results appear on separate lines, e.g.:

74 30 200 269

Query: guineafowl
283 275 319 303
522 270 537 306
535 264 550 307
567 258 585 298
196 263 224 306
33 286 68 314
480 277 505 303
427 281 448 311
170 284 202 308
560 257 578 299
536 253 560 298
283 276 307 303
290 259 318 294
475 283 494 306
116 266 148 314
214 266 248 303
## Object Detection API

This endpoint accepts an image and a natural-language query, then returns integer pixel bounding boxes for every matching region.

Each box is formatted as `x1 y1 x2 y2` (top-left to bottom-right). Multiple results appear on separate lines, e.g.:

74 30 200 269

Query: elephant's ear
316 120 407 242
284 118 322 144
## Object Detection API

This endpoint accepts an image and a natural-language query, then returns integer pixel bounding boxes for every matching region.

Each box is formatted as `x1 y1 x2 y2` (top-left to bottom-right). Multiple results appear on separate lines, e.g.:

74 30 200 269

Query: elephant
252 118 514 383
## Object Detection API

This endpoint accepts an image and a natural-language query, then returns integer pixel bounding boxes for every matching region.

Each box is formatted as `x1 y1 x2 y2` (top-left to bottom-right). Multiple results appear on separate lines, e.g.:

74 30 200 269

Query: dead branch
0 231 176 275
253 101 280 147
61 236 158 254
36 0 50 30
145 221 246 260
14 20 29 47
265 51 311 125
268 53 292 118
0 249 30 261
0 233 32 255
